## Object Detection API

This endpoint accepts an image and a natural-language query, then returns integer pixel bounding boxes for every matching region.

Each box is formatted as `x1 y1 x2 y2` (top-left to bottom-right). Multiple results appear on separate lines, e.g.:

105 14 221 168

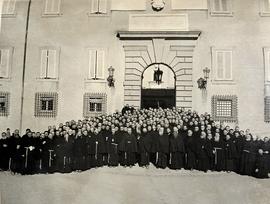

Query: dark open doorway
141 63 176 109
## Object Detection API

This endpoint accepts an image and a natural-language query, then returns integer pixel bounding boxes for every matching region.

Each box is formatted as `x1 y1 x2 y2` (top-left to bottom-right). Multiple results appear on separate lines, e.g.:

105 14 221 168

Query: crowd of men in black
0 106 269 178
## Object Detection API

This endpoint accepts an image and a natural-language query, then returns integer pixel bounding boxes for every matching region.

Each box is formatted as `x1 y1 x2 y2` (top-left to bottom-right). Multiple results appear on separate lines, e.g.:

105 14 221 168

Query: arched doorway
141 63 176 109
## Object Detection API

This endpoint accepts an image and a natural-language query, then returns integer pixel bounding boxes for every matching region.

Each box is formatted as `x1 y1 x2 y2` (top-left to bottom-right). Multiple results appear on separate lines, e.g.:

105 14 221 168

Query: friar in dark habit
91 127 107 167
224 134 238 172
212 132 225 172
40 132 56 173
60 133 74 173
118 127 137 167
185 130 197 170
72 130 87 171
107 127 120 167
195 132 211 172
0 132 10 171
138 127 152 167
9 129 23 173
169 126 185 170
240 134 257 176
101 125 111 166
156 127 169 169
255 137 270 179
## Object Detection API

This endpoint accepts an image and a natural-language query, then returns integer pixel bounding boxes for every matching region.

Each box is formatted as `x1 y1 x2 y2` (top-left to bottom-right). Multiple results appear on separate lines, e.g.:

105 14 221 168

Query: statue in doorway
153 66 163 85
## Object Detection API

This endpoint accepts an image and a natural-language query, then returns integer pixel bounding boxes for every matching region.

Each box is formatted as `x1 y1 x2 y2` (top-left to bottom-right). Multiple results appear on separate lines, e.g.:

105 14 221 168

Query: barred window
0 92 9 117
216 100 232 117
35 92 58 117
265 96 270 122
212 95 237 122
84 93 106 117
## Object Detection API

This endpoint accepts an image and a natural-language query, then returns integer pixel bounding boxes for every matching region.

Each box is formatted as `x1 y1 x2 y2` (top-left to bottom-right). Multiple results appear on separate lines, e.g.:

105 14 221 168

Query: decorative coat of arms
151 0 165 11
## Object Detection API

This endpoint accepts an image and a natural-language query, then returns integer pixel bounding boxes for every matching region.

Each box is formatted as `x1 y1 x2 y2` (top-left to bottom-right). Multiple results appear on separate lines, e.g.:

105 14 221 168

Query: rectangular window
90 0 108 14
83 93 106 117
40 48 59 79
212 48 233 81
88 49 105 80
260 0 270 16
0 48 12 79
212 95 237 122
263 48 270 82
0 92 10 117
43 0 61 16
35 92 58 117
2 0 16 16
210 0 233 16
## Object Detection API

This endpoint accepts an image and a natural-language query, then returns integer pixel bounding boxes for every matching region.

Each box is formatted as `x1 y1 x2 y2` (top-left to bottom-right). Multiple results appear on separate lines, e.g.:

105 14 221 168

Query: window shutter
40 50 48 78
216 51 224 80
45 0 61 14
0 49 10 78
264 0 270 12
47 49 57 79
97 50 105 79
267 51 270 81
88 50 96 79
214 0 221 11
91 0 99 13
224 51 232 80
99 0 107 14
2 0 16 15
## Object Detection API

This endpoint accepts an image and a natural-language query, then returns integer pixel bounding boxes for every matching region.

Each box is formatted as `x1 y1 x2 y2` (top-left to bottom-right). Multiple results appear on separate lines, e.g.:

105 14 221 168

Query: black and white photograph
0 0 270 203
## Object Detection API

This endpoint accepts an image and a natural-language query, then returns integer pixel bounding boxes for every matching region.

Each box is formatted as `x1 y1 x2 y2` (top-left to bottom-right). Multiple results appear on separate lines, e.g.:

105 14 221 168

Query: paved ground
0 165 269 204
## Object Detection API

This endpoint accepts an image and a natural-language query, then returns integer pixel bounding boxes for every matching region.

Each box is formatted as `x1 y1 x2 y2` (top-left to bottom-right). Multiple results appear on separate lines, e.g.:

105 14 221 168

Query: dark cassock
195 137 211 172
91 130 107 167
234 134 244 173
0 136 10 171
107 130 120 167
20 133 36 174
212 138 225 172
72 133 87 171
54 135 68 172
224 136 238 172
254 140 270 178
185 133 197 170
101 128 111 165
240 138 257 176
59 134 74 173
40 135 56 173
169 131 185 170
149 130 159 165
118 129 137 167
137 130 151 167
156 130 169 169
9 134 23 173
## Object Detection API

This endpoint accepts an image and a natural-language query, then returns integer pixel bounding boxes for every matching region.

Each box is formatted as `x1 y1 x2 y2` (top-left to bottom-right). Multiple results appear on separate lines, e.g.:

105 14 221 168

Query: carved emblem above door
151 0 165 11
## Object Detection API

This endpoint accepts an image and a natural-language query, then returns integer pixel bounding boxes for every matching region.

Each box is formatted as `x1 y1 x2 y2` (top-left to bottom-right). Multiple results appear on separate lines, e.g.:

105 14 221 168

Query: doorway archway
141 63 176 109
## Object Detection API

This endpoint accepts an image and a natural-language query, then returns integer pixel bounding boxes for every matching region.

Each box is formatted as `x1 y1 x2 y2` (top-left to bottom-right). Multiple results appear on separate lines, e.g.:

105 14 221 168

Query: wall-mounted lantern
153 64 163 85
197 67 210 89
107 66 115 87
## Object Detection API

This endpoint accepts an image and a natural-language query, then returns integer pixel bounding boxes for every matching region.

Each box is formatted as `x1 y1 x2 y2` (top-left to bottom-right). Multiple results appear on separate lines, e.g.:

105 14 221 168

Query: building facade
1 0 270 136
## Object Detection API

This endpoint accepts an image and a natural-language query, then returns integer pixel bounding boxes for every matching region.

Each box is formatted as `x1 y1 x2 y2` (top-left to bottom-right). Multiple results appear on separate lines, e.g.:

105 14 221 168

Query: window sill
211 80 236 85
260 12 270 17
87 12 110 17
41 13 63 18
209 12 233 17
1 13 17 18
0 78 12 82
36 78 59 82
84 79 107 84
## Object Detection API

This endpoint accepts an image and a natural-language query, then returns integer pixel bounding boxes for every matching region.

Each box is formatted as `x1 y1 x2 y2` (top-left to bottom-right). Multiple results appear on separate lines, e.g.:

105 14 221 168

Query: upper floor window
210 0 233 16
0 92 10 117
40 48 60 80
212 48 233 81
90 0 108 14
0 47 13 79
43 0 62 16
88 48 106 80
260 0 270 16
263 48 270 82
1 0 16 16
